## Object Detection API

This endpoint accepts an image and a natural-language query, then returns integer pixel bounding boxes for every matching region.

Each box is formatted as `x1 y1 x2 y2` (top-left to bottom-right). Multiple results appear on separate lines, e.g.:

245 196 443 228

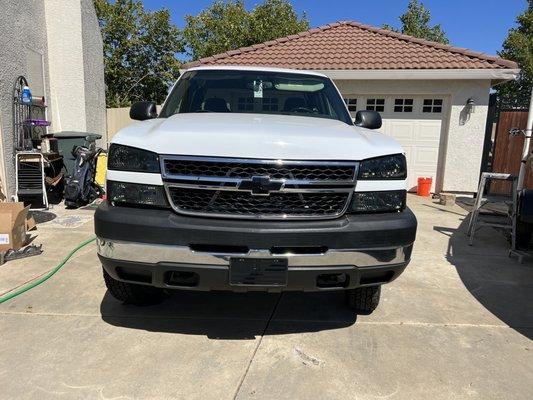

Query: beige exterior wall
334 79 491 193
44 0 87 132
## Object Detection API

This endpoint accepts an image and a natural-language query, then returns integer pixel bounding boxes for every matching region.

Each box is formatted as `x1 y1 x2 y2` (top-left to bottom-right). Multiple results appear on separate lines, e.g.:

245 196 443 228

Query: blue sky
144 0 527 57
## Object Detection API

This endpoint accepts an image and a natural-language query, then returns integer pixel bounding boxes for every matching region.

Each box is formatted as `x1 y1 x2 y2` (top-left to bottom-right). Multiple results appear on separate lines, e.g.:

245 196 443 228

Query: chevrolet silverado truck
95 66 417 314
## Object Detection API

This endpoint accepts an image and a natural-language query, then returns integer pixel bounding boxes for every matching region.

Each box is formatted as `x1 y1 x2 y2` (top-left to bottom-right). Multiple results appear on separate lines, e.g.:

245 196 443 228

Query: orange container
417 177 432 197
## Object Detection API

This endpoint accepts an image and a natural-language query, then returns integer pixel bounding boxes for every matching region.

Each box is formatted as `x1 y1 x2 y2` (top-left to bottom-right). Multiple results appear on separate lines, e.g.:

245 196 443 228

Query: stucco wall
80 0 106 143
0 0 50 195
44 0 87 133
334 79 491 192
0 1 105 197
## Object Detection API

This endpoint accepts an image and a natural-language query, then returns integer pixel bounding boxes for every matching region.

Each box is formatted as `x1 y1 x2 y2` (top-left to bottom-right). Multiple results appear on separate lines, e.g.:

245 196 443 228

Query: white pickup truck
95 66 417 314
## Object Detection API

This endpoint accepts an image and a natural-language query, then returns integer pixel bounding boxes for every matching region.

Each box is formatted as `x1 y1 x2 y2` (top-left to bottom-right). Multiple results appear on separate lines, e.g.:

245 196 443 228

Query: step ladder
467 172 517 247
14 152 49 209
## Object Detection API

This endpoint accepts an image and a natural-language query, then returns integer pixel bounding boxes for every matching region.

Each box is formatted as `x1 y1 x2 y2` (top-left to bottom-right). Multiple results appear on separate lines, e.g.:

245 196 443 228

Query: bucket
417 177 432 197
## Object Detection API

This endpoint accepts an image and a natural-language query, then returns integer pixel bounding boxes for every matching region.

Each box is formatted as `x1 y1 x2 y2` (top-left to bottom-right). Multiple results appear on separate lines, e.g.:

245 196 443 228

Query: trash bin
53 131 102 175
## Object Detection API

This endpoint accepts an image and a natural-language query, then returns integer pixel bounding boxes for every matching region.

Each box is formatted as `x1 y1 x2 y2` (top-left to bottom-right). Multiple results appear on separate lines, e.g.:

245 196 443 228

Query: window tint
366 98 385 112
160 70 353 124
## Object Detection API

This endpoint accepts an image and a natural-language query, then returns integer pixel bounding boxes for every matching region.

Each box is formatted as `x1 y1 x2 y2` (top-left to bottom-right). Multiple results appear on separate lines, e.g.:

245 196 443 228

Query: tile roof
183 21 518 70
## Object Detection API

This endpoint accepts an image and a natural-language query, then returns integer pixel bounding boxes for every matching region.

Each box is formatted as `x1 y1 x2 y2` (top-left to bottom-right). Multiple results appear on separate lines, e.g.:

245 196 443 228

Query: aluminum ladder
467 172 517 247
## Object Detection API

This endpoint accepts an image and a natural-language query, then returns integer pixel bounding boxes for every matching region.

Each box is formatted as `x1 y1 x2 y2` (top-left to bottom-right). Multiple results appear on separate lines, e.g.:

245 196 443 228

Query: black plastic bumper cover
95 202 417 249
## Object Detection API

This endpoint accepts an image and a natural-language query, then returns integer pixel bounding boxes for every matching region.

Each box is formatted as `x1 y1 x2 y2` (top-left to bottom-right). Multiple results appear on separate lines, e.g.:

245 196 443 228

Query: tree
383 0 449 44
182 0 309 60
94 0 183 107
496 1 533 108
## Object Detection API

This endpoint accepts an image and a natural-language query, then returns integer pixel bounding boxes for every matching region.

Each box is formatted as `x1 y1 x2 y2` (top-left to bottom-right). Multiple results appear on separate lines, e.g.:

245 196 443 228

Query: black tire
103 268 166 306
346 286 381 314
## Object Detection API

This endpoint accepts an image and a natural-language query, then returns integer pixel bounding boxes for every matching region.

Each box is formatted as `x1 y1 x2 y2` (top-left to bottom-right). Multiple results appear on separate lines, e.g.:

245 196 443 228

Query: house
182 21 519 193
0 0 105 197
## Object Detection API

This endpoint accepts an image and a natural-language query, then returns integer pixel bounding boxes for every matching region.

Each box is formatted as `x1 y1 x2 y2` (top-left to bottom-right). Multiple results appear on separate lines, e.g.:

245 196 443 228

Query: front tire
346 286 381 314
103 268 166 306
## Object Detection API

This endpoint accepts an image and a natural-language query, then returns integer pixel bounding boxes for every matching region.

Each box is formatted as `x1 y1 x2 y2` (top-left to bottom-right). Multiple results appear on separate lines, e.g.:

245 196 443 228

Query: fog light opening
317 273 348 288
165 271 199 287
116 267 152 284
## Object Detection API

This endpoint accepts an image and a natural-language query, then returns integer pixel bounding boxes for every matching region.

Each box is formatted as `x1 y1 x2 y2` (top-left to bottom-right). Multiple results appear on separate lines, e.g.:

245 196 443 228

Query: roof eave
312 69 520 81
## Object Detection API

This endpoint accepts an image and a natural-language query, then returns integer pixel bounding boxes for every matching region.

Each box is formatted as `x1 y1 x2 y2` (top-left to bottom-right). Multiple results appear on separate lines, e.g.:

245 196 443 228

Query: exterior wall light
466 98 476 114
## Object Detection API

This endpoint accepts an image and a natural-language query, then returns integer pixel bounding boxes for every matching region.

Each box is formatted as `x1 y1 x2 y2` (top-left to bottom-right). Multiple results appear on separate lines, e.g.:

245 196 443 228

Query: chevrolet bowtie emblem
237 176 284 196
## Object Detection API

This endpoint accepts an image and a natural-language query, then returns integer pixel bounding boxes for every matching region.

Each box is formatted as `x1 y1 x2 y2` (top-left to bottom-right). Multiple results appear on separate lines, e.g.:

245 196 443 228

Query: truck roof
182 65 329 78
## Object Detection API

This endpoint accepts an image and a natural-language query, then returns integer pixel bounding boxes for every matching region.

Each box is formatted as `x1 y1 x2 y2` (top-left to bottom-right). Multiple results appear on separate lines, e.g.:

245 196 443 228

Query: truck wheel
103 268 166 306
346 286 381 314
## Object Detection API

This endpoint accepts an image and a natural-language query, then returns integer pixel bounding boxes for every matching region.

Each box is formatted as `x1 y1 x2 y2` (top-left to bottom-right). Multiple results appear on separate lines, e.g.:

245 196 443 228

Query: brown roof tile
183 21 517 70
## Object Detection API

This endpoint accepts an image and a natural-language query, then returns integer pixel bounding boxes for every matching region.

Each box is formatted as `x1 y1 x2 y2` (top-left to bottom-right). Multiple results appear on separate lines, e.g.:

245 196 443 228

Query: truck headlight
349 190 406 213
108 144 160 173
107 180 169 208
358 154 406 180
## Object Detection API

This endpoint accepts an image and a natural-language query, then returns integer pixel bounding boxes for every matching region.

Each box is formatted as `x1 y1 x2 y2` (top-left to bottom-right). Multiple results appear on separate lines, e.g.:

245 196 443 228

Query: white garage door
343 95 447 192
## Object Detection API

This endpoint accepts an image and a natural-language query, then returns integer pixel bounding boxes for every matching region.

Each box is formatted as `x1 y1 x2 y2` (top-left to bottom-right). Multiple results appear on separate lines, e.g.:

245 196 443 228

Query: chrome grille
161 156 358 220
163 157 356 182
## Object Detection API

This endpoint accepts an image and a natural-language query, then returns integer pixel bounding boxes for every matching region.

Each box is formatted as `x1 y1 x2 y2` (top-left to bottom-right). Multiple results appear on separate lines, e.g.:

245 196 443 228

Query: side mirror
130 101 157 121
354 110 382 130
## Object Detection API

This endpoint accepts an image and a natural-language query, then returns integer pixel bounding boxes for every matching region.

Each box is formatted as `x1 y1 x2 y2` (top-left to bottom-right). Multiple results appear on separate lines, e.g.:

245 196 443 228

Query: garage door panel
381 97 445 192
400 145 414 161
413 146 439 166
417 121 442 142
385 120 416 141
343 94 446 193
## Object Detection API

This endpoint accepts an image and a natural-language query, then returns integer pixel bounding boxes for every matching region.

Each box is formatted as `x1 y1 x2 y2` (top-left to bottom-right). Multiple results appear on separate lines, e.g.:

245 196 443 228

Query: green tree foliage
94 0 183 107
497 1 533 108
383 0 449 44
182 0 309 60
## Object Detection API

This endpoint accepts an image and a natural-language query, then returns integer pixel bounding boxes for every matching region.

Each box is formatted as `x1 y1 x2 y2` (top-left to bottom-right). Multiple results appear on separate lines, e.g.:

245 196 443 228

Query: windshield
159 69 352 125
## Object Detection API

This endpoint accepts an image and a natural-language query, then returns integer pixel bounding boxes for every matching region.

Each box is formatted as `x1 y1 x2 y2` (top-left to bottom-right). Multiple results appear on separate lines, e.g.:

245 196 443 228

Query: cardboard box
0 203 30 252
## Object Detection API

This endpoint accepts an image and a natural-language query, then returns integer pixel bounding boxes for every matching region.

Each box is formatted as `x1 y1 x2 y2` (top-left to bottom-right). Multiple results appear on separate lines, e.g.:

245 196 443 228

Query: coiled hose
0 236 96 304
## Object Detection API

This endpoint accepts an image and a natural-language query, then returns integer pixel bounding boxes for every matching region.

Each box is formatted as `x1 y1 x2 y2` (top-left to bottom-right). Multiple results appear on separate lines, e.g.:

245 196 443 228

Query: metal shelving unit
12 76 55 209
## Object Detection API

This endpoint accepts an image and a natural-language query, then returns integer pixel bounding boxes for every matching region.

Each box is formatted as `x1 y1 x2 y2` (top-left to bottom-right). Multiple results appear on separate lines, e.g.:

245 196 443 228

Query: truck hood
112 113 403 161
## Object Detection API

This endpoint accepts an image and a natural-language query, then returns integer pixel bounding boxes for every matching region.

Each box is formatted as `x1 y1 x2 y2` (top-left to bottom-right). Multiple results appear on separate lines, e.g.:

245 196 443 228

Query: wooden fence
106 105 162 142
106 107 137 142
491 110 530 194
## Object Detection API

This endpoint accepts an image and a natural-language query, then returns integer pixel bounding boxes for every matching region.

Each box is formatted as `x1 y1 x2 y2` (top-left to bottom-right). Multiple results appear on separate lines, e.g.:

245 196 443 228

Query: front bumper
95 202 417 292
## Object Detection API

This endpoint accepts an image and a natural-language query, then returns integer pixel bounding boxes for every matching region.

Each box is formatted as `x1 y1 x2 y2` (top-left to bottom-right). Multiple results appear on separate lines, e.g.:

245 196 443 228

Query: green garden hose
0 236 96 304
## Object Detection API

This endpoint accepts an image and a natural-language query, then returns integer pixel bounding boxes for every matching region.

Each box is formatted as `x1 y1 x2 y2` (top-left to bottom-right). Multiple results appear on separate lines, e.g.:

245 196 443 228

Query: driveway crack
232 292 283 400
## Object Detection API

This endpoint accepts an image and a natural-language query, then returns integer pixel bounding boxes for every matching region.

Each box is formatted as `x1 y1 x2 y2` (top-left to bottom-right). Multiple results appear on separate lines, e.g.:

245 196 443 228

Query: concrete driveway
1 195 532 399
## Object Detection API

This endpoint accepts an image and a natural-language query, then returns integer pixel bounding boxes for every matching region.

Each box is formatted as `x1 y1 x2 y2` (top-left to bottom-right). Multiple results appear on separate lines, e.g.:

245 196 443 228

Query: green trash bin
54 131 102 175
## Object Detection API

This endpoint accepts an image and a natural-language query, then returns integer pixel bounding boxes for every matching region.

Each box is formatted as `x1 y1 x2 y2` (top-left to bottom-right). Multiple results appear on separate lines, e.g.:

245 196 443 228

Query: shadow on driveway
435 217 533 340
100 289 356 340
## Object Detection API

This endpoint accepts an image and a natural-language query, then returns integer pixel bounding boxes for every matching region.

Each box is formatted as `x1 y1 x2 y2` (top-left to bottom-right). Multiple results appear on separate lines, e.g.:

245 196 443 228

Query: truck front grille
168 188 351 218
161 156 358 220
163 159 356 182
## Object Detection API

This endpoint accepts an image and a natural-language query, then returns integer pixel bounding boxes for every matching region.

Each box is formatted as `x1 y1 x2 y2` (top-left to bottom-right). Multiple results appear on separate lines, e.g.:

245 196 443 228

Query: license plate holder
229 257 288 286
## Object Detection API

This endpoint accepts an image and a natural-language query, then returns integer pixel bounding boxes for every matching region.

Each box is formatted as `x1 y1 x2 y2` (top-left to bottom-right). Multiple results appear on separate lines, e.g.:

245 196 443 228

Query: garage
183 20 519 193
343 95 447 191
